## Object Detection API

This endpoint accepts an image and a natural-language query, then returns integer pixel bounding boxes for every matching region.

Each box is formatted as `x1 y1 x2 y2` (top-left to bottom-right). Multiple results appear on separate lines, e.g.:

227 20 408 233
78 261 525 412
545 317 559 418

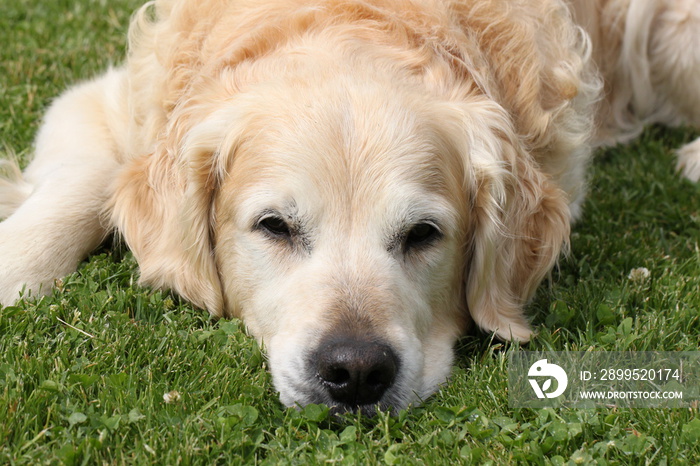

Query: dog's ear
467 145 570 342
110 112 237 317
443 99 570 342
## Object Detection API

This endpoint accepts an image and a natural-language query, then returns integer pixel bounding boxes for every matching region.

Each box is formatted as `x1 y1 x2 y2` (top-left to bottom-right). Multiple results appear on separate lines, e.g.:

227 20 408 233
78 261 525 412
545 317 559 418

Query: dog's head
112 43 571 412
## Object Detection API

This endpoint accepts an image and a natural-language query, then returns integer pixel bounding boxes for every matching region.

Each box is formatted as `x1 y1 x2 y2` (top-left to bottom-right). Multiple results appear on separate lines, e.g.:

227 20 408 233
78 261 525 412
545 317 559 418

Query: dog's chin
274 372 420 416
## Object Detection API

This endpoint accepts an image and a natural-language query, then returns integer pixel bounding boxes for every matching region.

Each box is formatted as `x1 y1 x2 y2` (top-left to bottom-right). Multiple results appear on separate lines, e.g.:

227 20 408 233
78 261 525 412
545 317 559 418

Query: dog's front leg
0 69 128 305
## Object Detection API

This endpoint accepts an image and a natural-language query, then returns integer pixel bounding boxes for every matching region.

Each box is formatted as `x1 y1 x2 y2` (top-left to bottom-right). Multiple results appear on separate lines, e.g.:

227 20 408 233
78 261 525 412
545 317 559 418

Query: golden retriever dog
1 0 699 412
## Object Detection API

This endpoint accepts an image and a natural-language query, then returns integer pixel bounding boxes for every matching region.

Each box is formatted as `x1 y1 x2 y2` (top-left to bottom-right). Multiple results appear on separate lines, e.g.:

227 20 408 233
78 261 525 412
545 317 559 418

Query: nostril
319 366 351 386
315 338 399 407
366 367 392 388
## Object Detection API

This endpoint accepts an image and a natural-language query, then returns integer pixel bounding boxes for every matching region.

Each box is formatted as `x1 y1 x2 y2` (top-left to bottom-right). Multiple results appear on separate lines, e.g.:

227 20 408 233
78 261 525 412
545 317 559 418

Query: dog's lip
326 401 393 417
300 382 399 416
283 374 391 413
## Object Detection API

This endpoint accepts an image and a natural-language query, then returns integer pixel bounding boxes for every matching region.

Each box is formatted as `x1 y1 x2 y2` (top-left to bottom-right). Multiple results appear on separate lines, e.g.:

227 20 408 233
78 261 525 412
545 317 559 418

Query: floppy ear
109 112 236 317
447 100 571 342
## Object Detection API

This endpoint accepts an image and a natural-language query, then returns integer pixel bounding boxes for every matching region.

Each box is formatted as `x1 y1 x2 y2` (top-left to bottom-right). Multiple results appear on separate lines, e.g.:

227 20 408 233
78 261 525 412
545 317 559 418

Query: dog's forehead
224 81 464 224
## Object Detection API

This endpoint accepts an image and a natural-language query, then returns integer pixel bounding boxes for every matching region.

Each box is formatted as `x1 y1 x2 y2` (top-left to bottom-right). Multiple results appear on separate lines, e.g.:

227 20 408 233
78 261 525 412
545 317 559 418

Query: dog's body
1 0 699 412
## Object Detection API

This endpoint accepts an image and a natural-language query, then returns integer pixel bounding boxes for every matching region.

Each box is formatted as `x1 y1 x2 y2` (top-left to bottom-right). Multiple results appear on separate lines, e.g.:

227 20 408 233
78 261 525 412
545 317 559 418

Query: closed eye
404 221 442 252
256 215 292 239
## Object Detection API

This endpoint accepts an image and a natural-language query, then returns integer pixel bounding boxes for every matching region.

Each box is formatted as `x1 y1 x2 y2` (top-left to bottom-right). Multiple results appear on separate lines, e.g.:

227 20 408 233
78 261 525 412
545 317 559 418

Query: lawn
1 1 699 464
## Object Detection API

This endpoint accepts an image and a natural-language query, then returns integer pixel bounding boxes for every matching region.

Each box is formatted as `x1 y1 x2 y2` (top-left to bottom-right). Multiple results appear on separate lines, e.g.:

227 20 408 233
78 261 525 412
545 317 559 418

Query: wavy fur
2 0 699 410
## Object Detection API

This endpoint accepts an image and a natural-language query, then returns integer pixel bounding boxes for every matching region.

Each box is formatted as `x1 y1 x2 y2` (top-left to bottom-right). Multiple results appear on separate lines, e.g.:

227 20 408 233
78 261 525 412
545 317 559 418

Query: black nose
315 338 398 407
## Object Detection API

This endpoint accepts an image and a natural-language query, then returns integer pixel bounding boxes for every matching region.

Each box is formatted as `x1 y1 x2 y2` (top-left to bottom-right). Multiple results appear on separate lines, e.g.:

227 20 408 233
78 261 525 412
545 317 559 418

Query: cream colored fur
1 0 698 410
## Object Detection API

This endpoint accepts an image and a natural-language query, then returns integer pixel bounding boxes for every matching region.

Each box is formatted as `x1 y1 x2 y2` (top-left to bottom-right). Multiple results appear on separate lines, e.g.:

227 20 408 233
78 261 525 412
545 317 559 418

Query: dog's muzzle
312 336 399 411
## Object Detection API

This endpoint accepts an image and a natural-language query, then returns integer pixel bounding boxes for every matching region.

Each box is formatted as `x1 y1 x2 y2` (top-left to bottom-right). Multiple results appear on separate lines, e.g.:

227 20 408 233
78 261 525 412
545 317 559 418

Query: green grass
1 1 699 464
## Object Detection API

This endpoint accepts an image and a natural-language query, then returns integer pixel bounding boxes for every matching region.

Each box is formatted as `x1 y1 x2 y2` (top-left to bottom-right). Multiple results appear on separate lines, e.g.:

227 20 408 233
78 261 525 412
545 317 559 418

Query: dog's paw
0 221 54 307
676 137 700 182
0 254 53 307
0 280 31 308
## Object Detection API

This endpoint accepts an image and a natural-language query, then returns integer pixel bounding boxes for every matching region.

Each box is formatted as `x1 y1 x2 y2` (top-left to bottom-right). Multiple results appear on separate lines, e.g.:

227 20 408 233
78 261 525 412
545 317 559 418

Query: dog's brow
254 201 298 223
